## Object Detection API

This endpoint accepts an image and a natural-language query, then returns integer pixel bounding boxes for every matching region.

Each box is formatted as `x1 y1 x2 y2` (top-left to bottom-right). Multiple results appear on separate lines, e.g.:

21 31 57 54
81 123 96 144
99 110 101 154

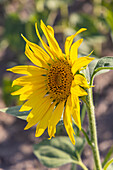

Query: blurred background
0 0 113 169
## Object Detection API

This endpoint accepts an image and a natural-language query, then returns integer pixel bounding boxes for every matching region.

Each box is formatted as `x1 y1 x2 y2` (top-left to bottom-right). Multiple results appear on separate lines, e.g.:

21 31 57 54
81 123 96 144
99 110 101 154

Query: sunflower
7 20 94 145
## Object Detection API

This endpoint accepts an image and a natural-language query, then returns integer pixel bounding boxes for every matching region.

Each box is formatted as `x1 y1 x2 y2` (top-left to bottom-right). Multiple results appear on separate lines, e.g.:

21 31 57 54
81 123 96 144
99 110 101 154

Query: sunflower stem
86 87 102 170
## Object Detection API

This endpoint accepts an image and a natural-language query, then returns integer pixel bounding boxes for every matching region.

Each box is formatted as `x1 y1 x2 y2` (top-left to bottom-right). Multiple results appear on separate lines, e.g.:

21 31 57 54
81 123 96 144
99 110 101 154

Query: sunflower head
47 59 74 101
7 20 94 145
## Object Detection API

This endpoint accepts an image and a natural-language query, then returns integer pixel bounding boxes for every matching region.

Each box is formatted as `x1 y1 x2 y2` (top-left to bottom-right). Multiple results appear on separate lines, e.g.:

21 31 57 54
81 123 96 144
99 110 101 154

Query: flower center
47 59 74 101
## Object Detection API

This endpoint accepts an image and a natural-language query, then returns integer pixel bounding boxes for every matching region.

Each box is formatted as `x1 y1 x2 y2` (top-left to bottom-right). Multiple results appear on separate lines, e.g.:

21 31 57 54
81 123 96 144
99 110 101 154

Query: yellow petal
40 20 63 59
12 75 46 87
63 96 75 145
27 95 52 121
35 102 56 137
71 85 88 96
47 25 54 36
19 84 46 101
65 28 87 57
7 65 47 76
24 97 53 130
35 127 45 138
70 39 83 64
11 85 31 96
21 34 51 63
73 74 89 89
72 56 94 75
48 125 56 139
63 96 72 125
71 94 81 130
19 92 32 101
11 85 33 101
25 44 49 69
12 83 45 96
35 23 55 60
20 89 47 112
49 101 65 127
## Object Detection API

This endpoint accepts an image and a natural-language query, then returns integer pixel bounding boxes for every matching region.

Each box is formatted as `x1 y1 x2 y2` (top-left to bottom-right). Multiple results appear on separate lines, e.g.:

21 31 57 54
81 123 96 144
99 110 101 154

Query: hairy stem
86 87 102 170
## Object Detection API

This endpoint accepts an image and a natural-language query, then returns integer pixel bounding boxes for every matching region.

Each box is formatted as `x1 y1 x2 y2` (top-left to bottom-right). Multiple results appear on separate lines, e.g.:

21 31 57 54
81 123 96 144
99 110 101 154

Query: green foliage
102 145 113 167
107 163 113 170
2 78 20 106
33 136 85 168
88 57 113 84
102 0 113 11
75 14 100 37
104 9 113 41
103 158 113 170
4 14 25 51
0 105 29 120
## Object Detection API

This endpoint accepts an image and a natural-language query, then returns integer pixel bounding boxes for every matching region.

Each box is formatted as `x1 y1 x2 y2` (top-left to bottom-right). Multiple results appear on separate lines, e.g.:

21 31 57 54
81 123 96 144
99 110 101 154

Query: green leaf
103 158 113 170
102 145 113 167
90 57 113 84
33 136 85 168
0 106 29 120
88 58 99 78
0 106 64 124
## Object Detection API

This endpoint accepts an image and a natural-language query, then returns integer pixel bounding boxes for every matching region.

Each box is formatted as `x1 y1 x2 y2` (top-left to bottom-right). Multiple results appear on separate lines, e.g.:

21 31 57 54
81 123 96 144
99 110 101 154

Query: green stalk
76 153 89 170
86 87 102 170
79 161 88 170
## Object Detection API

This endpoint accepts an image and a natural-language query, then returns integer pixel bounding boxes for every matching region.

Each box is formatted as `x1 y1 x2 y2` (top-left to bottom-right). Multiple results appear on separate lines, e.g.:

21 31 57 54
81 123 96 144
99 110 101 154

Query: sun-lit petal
71 94 81 130
20 89 47 112
40 20 63 59
12 83 45 96
24 97 53 130
70 39 83 64
12 75 46 87
7 65 47 76
49 101 65 127
65 28 87 57
73 74 90 89
72 56 94 75
21 34 51 63
48 125 56 139
35 23 56 60
47 25 54 36
25 44 49 69
35 102 56 137
19 92 32 101
63 96 75 145
71 85 88 96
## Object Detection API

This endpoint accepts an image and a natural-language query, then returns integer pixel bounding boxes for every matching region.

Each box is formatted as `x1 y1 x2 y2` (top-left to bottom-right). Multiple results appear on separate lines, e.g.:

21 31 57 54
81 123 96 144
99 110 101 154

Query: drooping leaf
0 106 29 120
33 136 85 168
90 57 113 84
